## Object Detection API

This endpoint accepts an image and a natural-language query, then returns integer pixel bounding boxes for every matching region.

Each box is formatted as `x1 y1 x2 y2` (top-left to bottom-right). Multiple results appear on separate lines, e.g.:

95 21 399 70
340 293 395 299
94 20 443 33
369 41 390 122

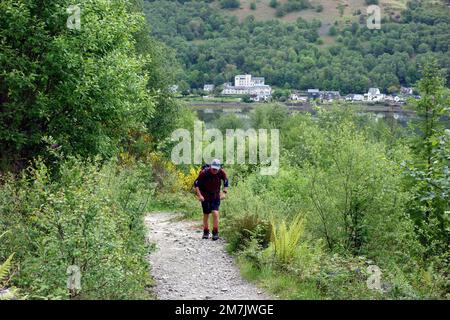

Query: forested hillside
143 0 450 93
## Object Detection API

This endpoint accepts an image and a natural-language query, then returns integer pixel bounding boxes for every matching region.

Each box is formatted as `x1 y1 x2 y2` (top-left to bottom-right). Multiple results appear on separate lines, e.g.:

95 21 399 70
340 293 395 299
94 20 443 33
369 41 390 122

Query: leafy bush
220 0 240 9
281 110 423 264
0 0 155 169
221 178 279 252
223 213 271 253
269 0 278 8
212 113 246 135
0 158 154 299
250 103 289 129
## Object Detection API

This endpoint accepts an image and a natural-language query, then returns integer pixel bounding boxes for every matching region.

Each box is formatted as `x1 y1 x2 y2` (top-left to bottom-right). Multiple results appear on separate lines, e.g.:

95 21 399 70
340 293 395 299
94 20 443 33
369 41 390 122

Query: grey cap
210 159 221 170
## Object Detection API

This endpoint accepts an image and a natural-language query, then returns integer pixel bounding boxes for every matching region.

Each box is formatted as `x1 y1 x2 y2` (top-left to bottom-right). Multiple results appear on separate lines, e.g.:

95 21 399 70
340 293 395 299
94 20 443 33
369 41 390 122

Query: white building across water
365 87 385 102
222 74 272 101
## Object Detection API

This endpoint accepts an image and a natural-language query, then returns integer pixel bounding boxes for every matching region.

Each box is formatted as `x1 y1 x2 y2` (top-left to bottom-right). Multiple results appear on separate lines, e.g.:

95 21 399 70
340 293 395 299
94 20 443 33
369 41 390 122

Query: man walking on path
194 159 228 240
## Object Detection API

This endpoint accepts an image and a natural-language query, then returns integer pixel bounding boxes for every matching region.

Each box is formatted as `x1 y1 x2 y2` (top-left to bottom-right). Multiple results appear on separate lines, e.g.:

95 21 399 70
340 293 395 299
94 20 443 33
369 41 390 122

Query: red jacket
194 168 229 200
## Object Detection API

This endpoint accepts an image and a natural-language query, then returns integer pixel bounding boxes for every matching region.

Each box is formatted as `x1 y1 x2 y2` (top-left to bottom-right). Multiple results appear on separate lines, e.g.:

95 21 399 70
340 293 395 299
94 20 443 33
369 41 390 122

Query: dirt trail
145 212 271 300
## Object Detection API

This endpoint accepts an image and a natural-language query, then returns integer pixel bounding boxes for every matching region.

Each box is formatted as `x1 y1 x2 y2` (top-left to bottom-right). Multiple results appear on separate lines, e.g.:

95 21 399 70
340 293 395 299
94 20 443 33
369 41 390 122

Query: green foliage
0 158 154 299
223 212 272 254
328 25 337 36
221 178 277 252
337 3 345 16
404 60 450 261
0 0 182 300
281 109 423 264
0 0 158 170
270 215 306 265
149 191 199 218
250 103 289 129
281 0 311 13
275 7 285 17
134 24 184 148
213 113 246 134
241 94 252 103
1 0 448 302
272 89 290 102
220 0 240 9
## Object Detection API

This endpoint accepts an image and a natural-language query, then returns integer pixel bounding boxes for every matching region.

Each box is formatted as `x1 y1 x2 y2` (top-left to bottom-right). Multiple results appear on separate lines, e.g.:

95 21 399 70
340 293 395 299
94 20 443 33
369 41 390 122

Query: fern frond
270 214 306 264
0 253 15 283
0 231 9 240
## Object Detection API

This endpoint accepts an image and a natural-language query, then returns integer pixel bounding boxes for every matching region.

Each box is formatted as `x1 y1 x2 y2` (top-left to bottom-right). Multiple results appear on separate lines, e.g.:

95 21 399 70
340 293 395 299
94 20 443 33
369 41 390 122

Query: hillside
213 0 407 26
213 0 409 39
143 0 450 94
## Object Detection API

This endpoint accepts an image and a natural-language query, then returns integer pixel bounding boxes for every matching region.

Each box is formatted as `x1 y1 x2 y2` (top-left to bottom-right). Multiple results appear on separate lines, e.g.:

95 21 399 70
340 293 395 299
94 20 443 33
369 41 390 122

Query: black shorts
201 199 221 214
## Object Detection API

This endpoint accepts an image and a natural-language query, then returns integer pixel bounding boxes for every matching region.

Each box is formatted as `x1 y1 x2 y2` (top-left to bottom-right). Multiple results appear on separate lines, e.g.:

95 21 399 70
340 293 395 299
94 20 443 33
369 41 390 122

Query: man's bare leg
202 213 210 239
212 210 219 231
203 213 210 231
212 210 219 240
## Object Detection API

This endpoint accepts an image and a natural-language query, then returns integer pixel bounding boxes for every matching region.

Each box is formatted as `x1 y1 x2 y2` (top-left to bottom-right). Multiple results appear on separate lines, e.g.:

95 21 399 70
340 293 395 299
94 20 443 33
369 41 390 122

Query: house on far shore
321 91 341 102
400 86 414 95
249 94 269 102
368 87 381 95
307 89 321 100
203 84 215 92
304 89 341 102
290 90 308 102
366 87 385 102
348 94 364 102
385 95 401 103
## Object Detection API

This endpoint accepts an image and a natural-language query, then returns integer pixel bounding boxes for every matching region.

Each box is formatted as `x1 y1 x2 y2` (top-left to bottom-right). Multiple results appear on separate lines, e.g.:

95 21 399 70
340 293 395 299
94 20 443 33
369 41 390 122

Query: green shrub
0 158 154 299
223 213 271 253
281 110 422 264
275 7 285 17
0 0 155 168
220 0 240 9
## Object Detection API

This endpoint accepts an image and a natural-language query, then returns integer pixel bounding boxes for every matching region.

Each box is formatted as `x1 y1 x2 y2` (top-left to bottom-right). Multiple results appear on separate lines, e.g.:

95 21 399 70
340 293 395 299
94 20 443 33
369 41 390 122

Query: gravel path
145 212 271 300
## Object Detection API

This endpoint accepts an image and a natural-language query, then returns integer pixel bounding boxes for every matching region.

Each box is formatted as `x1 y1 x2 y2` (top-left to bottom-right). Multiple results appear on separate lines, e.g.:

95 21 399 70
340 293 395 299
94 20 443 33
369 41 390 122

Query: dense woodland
143 0 450 94
0 0 449 300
